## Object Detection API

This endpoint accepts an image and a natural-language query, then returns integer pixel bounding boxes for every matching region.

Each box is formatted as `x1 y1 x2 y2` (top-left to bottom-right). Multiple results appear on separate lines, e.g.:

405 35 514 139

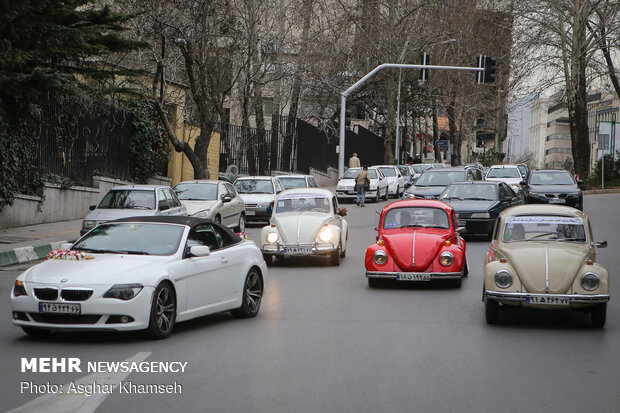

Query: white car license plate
425 196 435 200
549 198 565 204
283 247 312 254
396 273 431 281
525 295 569 305
39 302 81 314
246 210 256 215
458 220 467 227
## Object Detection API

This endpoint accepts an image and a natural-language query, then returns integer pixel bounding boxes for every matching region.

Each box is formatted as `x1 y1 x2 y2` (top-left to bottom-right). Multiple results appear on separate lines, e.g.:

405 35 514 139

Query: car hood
499 242 588 293
404 186 445 197
383 230 449 271
445 200 498 212
180 200 218 215
84 208 156 221
23 255 173 286
485 177 522 185
272 212 332 244
238 193 275 203
527 184 579 194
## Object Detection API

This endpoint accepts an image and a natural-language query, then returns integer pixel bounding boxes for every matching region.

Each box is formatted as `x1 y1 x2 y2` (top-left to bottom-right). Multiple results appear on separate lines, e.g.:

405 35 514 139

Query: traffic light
419 53 430 82
476 55 497 84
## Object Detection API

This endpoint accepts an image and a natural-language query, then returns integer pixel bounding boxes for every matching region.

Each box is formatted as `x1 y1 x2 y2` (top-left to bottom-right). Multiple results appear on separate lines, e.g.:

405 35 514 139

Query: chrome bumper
366 271 463 280
484 291 610 304
262 242 337 256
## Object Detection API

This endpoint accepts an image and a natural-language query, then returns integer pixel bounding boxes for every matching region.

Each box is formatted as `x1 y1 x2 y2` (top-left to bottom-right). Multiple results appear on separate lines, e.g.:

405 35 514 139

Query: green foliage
479 151 501 167
32 173 75 190
127 100 169 183
585 152 620 189
0 112 36 207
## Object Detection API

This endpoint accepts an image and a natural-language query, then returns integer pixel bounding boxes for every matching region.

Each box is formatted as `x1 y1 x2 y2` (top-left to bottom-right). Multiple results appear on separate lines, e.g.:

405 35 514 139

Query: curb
583 188 620 195
0 241 72 268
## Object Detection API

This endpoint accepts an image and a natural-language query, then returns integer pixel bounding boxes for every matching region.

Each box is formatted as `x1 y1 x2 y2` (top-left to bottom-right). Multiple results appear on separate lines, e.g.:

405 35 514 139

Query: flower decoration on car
236 232 249 240
47 250 94 260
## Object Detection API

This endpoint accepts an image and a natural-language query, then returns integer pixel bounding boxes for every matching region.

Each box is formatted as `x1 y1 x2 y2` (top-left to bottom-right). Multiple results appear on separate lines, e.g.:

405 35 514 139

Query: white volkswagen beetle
260 188 348 265
11 216 267 339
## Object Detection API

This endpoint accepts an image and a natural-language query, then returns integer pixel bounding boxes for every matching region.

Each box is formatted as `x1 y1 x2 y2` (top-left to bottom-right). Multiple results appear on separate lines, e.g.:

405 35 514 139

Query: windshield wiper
76 249 150 255
556 238 585 242
525 232 558 241
443 196 464 200
467 197 493 201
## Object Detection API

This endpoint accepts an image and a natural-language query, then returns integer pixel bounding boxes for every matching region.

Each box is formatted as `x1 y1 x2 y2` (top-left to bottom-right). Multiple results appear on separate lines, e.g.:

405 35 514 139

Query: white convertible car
260 188 348 265
11 216 267 339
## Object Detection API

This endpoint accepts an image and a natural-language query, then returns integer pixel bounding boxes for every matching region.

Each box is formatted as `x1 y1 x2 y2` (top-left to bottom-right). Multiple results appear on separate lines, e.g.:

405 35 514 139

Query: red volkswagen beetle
365 199 468 287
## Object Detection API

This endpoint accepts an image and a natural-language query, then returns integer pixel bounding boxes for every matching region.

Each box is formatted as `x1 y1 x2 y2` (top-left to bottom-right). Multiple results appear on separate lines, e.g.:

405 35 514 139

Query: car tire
147 281 176 339
463 259 469 277
452 277 462 288
591 303 606 328
383 188 389 201
368 278 381 288
329 247 341 266
374 191 380 203
235 213 246 233
231 267 263 318
485 300 500 324
21 327 51 338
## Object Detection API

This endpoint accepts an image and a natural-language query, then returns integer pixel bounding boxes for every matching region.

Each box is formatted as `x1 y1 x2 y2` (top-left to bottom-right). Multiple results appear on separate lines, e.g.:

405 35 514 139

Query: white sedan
11 216 267 339
260 188 348 265
336 167 389 202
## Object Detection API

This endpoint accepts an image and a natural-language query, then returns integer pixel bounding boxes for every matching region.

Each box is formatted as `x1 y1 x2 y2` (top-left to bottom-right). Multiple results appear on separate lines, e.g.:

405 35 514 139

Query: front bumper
484 291 609 305
262 242 338 256
245 207 272 221
459 218 495 235
525 195 582 209
366 271 463 280
336 190 379 199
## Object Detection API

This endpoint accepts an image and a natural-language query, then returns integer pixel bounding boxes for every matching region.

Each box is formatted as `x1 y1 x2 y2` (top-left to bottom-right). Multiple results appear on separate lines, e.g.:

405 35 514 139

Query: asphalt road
1 194 619 413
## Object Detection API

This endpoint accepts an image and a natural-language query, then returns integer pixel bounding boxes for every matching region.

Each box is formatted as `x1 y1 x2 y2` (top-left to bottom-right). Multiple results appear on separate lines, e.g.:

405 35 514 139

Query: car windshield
441 184 498 201
415 171 465 186
173 183 218 200
275 194 331 213
73 223 185 255
529 171 575 185
517 165 528 176
383 207 450 229
398 167 411 176
378 167 396 177
234 179 274 194
502 215 586 243
279 177 308 189
486 168 521 178
97 190 155 210
412 164 432 173
342 168 362 179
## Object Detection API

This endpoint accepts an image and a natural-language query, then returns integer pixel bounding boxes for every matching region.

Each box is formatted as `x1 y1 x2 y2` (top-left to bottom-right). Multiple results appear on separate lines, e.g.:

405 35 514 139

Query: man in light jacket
349 153 360 168
355 166 370 207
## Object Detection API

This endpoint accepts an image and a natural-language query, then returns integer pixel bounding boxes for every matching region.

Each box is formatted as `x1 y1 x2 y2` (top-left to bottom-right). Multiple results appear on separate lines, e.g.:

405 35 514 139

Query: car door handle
220 257 228 264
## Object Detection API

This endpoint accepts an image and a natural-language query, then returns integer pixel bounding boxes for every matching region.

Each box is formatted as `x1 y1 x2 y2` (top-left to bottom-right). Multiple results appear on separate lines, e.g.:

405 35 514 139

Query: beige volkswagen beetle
483 205 609 327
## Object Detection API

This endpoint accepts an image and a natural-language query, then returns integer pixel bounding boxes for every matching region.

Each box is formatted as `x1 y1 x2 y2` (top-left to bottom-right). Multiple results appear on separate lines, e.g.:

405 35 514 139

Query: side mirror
520 180 526 185
595 241 607 248
457 226 467 234
190 245 211 257
577 179 584 185
336 207 347 217
158 200 170 211
89 205 96 211
222 195 232 203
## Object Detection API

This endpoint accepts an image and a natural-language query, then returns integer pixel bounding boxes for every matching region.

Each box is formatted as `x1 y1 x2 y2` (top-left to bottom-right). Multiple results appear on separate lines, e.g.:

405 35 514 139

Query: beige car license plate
396 273 431 281
39 302 81 314
525 295 569 305
283 247 312 254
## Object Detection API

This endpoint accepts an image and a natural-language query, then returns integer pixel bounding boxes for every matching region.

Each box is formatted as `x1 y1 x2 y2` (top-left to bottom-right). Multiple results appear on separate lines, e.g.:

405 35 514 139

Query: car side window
187 224 234 251
166 188 182 207
225 183 237 197
157 189 171 209
332 196 338 212
308 177 318 187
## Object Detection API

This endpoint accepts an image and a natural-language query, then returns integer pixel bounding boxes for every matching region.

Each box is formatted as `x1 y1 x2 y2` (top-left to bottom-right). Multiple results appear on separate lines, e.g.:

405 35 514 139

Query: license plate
246 210 256 215
549 198 565 204
525 295 569 305
425 196 435 200
39 302 81 314
396 273 431 281
283 247 312 254
458 220 467 227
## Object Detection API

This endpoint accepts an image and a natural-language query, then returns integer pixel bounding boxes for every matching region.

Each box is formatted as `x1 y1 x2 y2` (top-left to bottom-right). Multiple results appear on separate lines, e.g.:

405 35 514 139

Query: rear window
486 168 521 178
279 177 308 189
383 207 450 229
502 215 586 243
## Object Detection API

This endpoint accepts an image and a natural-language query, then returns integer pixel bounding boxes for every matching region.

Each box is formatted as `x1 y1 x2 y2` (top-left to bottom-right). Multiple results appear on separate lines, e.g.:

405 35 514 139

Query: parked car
398 165 415 188
234 176 285 222
375 165 408 198
365 199 468 288
439 181 523 239
336 167 389 202
522 169 583 210
173 180 246 232
484 164 525 195
410 163 434 182
483 205 609 327
11 216 267 338
81 185 187 236
402 166 483 200
277 174 320 190
516 164 529 180
260 188 348 266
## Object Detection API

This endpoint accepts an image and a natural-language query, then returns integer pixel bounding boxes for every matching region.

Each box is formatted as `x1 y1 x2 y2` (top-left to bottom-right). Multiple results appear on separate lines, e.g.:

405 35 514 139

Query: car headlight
494 270 513 288
529 192 546 199
192 210 210 218
511 184 520 191
13 280 27 297
267 231 279 244
471 212 490 219
319 228 333 242
373 250 388 265
103 284 143 300
581 272 599 291
567 192 581 198
82 220 97 229
439 251 454 266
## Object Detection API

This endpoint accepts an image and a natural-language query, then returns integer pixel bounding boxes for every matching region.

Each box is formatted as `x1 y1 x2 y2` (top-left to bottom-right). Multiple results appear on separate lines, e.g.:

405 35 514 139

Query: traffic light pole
338 63 484 177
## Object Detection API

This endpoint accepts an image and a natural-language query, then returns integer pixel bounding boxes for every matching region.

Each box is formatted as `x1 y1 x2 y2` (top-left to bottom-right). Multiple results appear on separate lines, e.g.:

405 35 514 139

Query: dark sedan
403 166 483 200
439 181 523 239
522 169 583 210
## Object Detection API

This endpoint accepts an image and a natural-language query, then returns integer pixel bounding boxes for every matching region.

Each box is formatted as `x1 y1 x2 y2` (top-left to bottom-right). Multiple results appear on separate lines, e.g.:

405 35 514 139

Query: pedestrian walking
355 166 370 207
349 153 361 168
412 154 422 164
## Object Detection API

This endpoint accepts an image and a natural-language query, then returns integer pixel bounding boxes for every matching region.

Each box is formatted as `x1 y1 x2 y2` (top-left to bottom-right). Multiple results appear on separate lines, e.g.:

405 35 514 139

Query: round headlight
266 232 279 244
319 228 333 242
373 250 388 265
581 272 599 291
439 251 454 266
494 270 513 289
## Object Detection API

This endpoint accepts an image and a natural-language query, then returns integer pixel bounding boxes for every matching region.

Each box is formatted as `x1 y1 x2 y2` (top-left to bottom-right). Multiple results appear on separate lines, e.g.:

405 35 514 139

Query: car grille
28 313 102 324
60 289 93 302
33 288 58 301
245 203 258 208
545 193 568 199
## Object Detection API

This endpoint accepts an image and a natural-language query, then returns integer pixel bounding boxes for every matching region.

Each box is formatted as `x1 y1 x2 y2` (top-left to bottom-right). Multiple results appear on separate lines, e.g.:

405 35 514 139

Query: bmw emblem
60 279 68 283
